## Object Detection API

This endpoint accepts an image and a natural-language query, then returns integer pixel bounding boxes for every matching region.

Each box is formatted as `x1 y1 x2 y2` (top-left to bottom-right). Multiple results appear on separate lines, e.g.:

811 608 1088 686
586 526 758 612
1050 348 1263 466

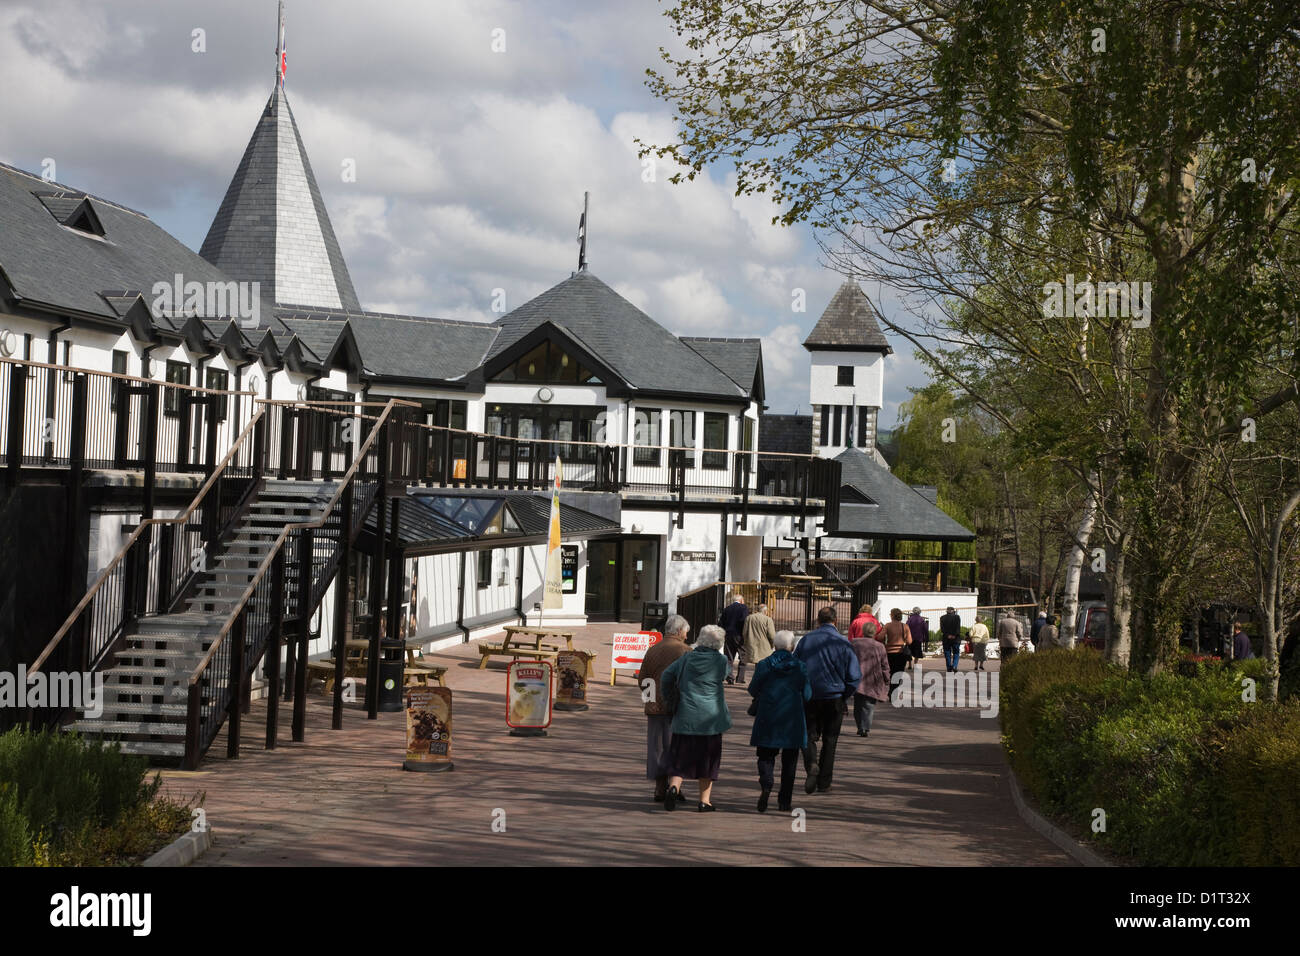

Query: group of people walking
644 597 909 814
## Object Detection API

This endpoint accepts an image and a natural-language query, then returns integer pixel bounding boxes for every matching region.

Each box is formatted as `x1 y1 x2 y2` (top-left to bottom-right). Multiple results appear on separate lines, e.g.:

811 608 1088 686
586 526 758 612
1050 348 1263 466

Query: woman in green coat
660 624 733 811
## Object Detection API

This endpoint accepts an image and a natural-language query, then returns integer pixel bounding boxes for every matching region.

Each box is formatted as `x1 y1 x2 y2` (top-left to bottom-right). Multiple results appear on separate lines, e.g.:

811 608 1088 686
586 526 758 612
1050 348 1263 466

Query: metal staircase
69 480 342 757
28 397 416 768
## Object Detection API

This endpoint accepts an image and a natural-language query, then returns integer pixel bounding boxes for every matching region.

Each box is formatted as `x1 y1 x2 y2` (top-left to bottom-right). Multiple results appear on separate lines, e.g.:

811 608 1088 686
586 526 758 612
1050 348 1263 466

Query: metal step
71 719 185 738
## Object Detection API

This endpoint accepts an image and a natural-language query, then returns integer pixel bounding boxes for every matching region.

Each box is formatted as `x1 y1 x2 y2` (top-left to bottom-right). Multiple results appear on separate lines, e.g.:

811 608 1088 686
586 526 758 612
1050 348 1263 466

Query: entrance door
585 537 660 621
586 540 619 619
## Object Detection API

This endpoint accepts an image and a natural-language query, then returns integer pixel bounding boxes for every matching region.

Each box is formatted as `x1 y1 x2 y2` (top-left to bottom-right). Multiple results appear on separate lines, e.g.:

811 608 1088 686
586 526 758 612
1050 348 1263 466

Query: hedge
1000 648 1295 866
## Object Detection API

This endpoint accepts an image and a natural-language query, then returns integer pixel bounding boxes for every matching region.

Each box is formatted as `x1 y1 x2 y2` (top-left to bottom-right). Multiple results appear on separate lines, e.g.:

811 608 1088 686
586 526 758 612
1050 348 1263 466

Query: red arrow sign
614 656 641 664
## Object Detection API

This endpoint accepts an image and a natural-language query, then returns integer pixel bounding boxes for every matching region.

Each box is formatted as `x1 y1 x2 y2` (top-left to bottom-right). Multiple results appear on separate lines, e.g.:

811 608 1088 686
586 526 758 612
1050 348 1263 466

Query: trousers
802 696 847 788
756 747 799 805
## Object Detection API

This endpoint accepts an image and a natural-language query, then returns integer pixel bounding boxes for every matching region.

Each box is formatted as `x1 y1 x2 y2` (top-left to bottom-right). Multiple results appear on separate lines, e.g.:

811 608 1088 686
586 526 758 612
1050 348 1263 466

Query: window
477 549 493 589
702 412 728 469
485 404 605 462
832 405 842 446
742 416 755 451
491 340 603 384
837 365 854 386
633 407 661 466
668 410 695 467
858 406 872 448
206 368 229 422
163 360 190 416
819 404 830 447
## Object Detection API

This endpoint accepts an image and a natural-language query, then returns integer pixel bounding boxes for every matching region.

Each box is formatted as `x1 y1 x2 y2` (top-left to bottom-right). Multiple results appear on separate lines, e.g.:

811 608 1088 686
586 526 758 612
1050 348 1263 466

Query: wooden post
292 527 313 742
332 485 354 730
366 422 389 718
265 549 285 750
6 363 27 482
227 612 245 759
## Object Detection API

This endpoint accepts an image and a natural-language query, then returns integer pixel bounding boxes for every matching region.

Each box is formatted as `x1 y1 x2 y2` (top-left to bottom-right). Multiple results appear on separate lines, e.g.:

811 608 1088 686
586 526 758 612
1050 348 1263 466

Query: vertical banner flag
543 457 564 609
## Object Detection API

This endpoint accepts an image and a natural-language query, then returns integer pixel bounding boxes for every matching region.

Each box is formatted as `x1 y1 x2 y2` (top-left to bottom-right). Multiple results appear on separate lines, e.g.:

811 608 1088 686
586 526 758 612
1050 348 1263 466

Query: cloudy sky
0 0 929 424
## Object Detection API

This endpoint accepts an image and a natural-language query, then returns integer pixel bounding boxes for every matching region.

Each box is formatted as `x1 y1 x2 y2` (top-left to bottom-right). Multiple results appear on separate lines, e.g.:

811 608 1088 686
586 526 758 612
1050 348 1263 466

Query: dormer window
64 197 106 237
837 365 854 386
492 340 602 384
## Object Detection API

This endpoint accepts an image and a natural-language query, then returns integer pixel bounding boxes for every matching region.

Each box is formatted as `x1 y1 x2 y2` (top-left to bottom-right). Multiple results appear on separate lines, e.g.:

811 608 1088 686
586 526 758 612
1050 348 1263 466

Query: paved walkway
160 624 1073 866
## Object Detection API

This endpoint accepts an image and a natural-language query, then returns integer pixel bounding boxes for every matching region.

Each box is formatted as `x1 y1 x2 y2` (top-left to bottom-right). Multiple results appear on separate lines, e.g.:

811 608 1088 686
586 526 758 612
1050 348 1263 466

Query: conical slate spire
199 83 361 311
802 282 892 353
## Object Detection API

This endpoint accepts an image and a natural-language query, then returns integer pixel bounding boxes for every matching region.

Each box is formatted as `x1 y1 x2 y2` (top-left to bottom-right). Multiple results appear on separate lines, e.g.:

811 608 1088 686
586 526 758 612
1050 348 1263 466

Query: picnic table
478 626 592 677
306 637 447 693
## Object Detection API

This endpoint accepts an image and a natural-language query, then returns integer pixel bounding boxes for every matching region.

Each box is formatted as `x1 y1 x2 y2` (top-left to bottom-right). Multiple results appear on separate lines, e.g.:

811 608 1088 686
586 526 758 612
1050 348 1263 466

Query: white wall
809 350 884 408
877 590 979 629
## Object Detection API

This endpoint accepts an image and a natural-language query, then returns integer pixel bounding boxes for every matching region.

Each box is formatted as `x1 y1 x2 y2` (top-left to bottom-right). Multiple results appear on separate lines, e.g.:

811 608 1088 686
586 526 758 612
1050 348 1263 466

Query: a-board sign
610 631 662 674
506 660 553 730
404 686 453 772
554 650 591 711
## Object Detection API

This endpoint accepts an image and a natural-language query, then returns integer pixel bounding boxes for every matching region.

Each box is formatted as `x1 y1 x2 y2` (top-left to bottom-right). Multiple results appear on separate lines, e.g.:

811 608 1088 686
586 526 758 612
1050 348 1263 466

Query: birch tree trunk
1060 474 1099 645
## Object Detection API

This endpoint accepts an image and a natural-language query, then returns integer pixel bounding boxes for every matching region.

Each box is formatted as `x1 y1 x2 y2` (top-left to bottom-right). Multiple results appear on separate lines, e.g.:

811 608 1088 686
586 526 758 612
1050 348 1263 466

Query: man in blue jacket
793 607 861 794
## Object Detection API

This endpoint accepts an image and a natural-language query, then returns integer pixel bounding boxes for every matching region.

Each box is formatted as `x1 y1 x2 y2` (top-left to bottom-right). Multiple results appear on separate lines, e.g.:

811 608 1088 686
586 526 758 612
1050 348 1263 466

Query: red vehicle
1075 602 1109 650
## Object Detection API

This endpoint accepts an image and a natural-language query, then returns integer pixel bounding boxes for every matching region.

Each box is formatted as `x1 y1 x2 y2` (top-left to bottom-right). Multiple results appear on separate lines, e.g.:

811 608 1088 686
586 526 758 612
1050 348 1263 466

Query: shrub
1002 649 1297 865
0 729 156 843
1217 702 1300 865
0 782 33 867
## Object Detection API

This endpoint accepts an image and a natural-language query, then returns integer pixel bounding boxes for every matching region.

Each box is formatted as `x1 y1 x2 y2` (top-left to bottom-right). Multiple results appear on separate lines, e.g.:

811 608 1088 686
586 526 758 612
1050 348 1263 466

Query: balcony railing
391 422 841 526
1 357 257 477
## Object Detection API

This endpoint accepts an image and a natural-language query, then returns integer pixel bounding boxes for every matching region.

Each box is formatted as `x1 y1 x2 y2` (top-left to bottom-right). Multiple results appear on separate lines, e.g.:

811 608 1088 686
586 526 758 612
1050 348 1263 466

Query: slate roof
0 162 278 330
487 271 750 403
680 337 764 401
758 414 812 456
200 85 361 312
276 306 498 382
803 282 893 353
828 448 974 541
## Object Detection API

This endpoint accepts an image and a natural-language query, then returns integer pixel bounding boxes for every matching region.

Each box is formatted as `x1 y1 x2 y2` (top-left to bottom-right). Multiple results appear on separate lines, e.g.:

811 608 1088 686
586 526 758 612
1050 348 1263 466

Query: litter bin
641 601 669 634
378 639 405 712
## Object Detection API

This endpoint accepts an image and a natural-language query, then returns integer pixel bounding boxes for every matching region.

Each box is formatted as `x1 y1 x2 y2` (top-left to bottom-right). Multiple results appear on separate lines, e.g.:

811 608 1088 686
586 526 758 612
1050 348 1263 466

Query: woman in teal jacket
748 630 812 812
660 624 733 811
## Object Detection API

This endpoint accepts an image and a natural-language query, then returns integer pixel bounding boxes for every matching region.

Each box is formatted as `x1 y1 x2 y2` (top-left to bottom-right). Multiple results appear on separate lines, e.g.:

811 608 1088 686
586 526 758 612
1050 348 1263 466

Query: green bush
0 782 34 867
1218 702 1300 865
1002 649 1299 865
0 728 168 864
0 729 157 842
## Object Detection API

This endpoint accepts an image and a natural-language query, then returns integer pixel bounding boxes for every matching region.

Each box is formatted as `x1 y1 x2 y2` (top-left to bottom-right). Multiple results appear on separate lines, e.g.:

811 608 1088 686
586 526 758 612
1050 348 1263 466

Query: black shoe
725 677 735 685
817 783 832 793
664 785 679 811
804 767 819 794
778 801 793 812
857 729 868 737
735 679 746 686
757 789 770 813
698 802 716 812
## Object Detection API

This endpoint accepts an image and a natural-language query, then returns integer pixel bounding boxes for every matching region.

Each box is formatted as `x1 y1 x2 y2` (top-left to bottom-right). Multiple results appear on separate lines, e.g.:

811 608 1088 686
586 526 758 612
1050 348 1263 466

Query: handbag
964 642 972 654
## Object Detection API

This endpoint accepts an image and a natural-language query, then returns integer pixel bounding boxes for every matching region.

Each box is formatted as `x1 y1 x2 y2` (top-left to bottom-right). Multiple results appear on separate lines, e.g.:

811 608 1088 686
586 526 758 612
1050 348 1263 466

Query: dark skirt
887 651 910 677
667 733 723 780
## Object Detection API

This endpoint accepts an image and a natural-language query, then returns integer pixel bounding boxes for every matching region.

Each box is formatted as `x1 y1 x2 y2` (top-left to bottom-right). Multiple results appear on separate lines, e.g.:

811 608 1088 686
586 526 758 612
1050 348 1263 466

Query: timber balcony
395 424 842 531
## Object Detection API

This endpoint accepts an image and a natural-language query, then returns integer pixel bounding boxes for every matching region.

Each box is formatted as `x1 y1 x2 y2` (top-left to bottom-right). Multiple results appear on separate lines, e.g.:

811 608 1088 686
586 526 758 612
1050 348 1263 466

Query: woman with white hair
747 629 811 812
660 624 733 811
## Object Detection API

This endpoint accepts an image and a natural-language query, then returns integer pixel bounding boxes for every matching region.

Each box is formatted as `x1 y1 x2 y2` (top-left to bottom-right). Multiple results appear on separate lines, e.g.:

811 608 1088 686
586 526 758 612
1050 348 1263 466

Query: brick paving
158 624 1074 866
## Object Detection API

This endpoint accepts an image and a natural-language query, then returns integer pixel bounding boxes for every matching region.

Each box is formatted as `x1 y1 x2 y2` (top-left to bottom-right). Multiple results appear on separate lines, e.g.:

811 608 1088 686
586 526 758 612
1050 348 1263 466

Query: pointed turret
199 5 360 311
804 282 891 459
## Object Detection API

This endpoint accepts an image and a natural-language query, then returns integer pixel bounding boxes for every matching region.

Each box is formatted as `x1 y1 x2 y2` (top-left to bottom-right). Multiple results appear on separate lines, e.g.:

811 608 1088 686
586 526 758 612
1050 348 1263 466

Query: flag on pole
543 457 564 609
277 2 287 86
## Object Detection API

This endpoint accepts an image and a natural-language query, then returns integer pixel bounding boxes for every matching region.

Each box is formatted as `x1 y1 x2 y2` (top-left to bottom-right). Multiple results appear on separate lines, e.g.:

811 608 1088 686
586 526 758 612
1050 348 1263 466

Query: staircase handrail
183 398 416 689
29 404 267 677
